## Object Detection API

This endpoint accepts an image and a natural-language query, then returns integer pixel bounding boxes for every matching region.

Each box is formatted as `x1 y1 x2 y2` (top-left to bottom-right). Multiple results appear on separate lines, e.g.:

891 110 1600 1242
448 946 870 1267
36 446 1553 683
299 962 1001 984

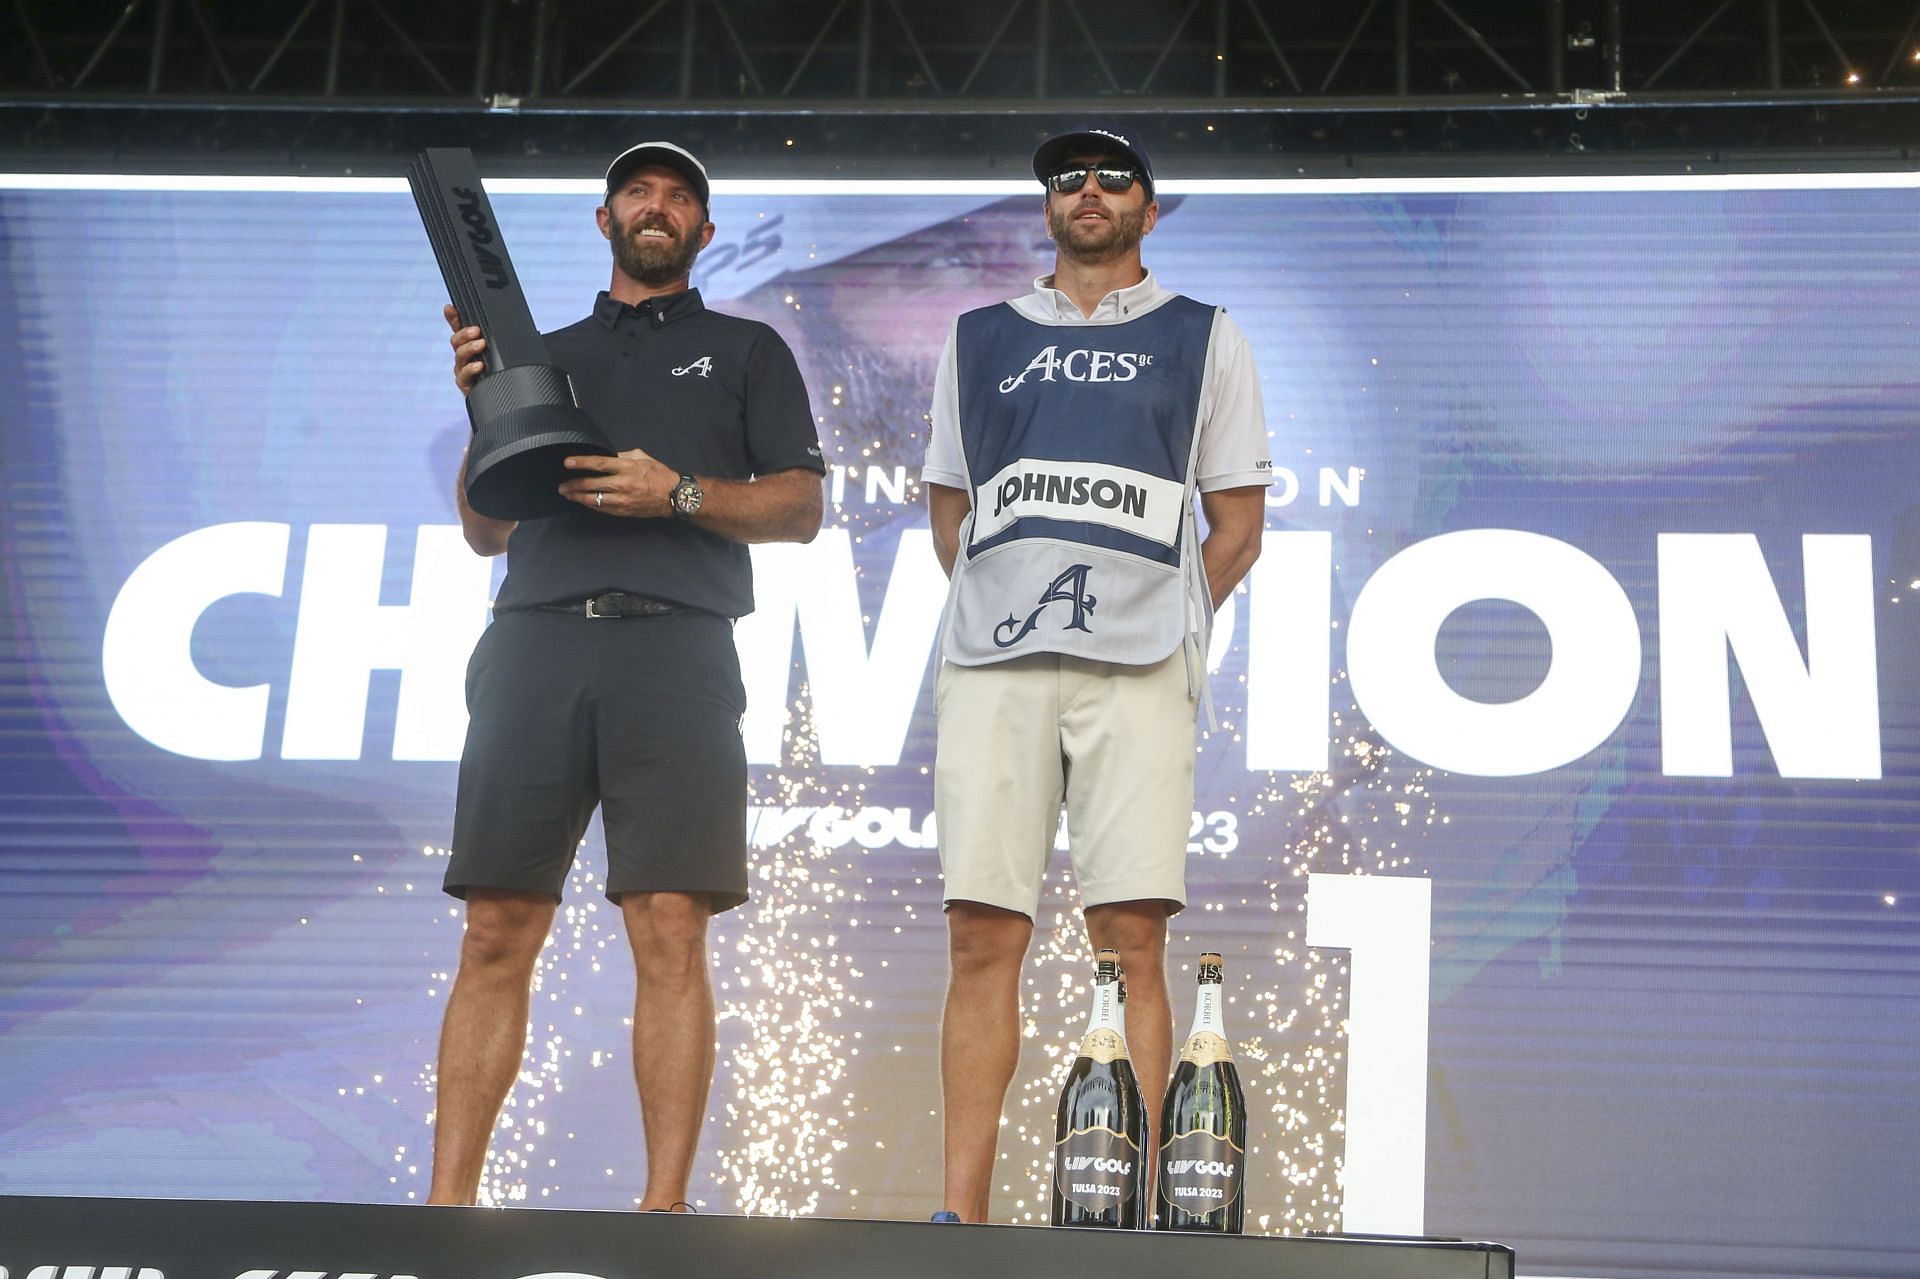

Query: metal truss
6 1 1920 170
8 0 1920 112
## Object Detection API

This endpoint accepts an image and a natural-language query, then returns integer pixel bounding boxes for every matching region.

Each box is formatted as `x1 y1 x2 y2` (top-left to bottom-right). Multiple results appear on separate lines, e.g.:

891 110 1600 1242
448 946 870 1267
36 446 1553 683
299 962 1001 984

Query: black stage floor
0 1194 1513 1279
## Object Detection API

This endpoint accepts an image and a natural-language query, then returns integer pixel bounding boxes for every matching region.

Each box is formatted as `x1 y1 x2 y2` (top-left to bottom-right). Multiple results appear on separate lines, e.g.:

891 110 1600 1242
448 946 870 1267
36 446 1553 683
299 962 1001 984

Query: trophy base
465 364 616 520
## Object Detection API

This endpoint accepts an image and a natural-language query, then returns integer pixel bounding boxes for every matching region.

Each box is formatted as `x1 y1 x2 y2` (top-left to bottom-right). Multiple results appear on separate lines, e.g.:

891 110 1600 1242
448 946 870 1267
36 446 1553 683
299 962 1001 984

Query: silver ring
595 491 605 509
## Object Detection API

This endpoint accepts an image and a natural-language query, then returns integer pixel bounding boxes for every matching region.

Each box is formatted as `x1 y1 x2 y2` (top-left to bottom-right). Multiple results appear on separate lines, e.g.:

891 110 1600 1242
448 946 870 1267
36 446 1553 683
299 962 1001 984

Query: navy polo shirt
492 288 824 618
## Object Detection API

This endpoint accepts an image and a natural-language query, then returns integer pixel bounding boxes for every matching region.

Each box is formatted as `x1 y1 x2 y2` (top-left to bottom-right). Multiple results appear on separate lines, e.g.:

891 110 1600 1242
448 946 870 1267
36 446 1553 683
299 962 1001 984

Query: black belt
521 591 683 619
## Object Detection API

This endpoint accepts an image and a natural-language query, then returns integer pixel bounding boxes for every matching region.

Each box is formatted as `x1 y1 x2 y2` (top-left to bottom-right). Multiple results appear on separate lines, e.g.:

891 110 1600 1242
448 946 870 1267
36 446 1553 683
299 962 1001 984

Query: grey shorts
446 608 749 911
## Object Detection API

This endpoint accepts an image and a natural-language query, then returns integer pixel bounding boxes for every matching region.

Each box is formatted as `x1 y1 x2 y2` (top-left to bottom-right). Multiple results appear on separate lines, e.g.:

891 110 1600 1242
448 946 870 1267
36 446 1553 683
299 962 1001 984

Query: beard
609 208 704 285
1047 198 1148 264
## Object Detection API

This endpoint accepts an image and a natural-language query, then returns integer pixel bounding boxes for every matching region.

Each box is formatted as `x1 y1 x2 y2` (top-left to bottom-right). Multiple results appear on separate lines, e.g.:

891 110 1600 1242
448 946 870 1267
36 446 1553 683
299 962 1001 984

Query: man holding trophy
423 141 824 1209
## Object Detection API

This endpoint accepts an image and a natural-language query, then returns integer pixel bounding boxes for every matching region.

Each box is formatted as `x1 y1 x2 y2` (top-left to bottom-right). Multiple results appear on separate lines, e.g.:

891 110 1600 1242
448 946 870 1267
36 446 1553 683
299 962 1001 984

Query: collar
593 287 706 330
1021 268 1167 323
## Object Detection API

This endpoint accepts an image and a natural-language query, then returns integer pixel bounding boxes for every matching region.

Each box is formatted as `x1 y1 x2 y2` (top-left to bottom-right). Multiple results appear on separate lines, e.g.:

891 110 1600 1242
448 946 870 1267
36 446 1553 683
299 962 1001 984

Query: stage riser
0 1195 1512 1279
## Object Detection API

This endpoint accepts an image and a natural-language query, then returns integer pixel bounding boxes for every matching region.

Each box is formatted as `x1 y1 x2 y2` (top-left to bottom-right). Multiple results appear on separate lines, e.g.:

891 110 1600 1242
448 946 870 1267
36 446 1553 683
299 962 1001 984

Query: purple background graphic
0 177 1915 1279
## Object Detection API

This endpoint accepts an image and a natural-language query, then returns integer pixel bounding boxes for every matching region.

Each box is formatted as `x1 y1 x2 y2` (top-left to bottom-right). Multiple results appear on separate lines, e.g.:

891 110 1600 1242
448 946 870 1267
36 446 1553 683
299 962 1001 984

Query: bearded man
431 142 824 1208
921 125 1272 1221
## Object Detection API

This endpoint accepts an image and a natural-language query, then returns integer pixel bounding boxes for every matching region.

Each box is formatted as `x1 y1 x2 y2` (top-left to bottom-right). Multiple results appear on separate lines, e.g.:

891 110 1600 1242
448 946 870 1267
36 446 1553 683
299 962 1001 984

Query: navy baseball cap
604 141 711 211
1031 124 1154 198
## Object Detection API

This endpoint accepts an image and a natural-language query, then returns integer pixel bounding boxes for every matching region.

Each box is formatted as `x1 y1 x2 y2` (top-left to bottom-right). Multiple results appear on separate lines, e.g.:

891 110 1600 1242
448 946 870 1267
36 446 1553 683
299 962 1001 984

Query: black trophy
408 147 614 519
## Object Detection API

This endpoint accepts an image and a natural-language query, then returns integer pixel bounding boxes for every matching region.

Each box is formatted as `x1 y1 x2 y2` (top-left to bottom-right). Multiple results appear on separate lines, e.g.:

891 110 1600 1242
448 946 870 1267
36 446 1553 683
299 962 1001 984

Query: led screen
0 171 1915 1279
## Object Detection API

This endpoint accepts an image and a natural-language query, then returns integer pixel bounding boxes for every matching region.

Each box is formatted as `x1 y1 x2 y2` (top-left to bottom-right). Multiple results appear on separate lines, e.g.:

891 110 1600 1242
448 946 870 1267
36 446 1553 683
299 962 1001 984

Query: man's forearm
1197 486 1268 610
1200 530 1260 610
926 483 971 577
686 469 824 545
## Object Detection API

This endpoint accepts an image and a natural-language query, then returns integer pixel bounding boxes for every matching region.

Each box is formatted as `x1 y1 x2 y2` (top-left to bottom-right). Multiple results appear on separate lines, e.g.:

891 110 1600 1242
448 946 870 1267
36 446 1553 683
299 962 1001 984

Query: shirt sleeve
744 324 827 476
921 320 967 490
1194 310 1274 493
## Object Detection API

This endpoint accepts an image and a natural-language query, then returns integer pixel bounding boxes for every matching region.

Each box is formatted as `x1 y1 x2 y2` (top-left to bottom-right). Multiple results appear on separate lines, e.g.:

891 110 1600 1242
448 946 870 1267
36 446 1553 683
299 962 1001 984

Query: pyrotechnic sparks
379 643 1440 1231
994 674 1440 1235
369 224 1448 1228
712 685 866 1216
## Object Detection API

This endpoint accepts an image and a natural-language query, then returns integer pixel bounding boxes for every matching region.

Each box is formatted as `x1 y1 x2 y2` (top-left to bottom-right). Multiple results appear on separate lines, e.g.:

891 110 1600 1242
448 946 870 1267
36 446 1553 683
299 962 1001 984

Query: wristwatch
668 472 704 519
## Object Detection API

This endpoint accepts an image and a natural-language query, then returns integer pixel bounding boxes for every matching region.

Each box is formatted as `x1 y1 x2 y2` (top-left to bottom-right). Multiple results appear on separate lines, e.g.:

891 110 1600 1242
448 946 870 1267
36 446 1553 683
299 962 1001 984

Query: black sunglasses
1048 166 1141 195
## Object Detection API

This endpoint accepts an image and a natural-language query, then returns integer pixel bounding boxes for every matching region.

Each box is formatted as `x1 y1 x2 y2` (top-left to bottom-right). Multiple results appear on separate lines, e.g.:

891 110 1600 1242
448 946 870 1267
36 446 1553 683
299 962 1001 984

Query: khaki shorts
933 647 1197 918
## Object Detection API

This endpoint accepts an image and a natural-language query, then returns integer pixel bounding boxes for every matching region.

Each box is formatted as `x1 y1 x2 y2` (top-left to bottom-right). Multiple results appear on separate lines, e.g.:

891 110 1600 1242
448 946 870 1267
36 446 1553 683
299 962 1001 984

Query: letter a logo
994 564 1096 647
672 356 714 378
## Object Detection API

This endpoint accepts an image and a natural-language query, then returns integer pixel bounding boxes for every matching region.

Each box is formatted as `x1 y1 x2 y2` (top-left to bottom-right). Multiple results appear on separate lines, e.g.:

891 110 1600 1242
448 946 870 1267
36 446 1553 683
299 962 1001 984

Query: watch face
672 476 702 515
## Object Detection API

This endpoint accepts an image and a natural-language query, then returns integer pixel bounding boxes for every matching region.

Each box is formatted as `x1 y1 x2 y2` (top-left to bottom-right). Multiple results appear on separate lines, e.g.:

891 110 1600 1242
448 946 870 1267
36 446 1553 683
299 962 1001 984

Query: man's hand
1198 485 1265 610
445 304 486 396
456 445 516 556
557 451 822 543
558 447 678 518
927 482 971 578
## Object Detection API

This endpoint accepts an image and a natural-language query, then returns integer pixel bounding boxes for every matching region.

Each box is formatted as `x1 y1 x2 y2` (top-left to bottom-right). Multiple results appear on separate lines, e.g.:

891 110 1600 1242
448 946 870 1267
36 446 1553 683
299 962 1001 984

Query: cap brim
605 142 711 210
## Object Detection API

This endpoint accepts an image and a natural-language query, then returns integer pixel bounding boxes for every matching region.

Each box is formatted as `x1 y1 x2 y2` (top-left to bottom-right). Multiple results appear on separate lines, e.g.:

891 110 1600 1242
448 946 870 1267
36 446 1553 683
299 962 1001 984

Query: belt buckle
584 595 609 619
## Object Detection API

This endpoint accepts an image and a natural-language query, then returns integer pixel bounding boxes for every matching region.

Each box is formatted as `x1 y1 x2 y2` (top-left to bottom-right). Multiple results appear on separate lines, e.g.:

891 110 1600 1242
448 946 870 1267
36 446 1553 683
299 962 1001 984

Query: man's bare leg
1084 899 1172 1194
622 890 716 1211
940 900 1035 1221
428 887 558 1204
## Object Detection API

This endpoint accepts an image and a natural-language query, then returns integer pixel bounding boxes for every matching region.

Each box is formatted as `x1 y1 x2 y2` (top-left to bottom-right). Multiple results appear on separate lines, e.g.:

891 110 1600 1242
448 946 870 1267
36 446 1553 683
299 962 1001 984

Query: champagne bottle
1154 952 1246 1232
1051 949 1145 1229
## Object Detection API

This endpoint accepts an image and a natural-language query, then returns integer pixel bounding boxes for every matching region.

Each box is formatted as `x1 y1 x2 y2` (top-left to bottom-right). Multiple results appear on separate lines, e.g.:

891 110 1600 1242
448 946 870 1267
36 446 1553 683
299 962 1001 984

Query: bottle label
1055 1125 1140 1213
1077 1027 1130 1064
1179 1030 1232 1066
1159 1129 1244 1210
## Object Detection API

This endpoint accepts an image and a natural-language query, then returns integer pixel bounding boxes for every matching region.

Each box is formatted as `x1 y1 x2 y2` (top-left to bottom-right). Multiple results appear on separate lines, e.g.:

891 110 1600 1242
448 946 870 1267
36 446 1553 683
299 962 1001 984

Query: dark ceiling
4 0 1920 176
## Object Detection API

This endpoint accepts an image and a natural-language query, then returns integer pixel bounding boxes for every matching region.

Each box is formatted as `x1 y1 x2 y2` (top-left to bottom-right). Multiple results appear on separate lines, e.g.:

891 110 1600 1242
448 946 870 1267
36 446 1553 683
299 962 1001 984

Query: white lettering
1266 466 1301 507
747 806 816 848
737 529 945 767
103 521 290 761
94 523 1885 783
1245 531 1334 771
745 805 947 852
280 525 492 761
1307 872 1431 1236
1267 466 1365 508
864 465 908 505
1658 533 1880 779
1319 465 1364 507
1346 529 1640 775
999 345 1153 393
806 807 847 847
999 345 1060 392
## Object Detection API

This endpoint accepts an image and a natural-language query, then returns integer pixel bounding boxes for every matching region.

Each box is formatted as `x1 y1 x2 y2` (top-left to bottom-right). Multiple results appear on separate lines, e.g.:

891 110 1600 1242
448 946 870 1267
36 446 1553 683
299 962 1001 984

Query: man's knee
459 889 555 973
623 892 711 977
946 901 1033 978
1084 901 1168 960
